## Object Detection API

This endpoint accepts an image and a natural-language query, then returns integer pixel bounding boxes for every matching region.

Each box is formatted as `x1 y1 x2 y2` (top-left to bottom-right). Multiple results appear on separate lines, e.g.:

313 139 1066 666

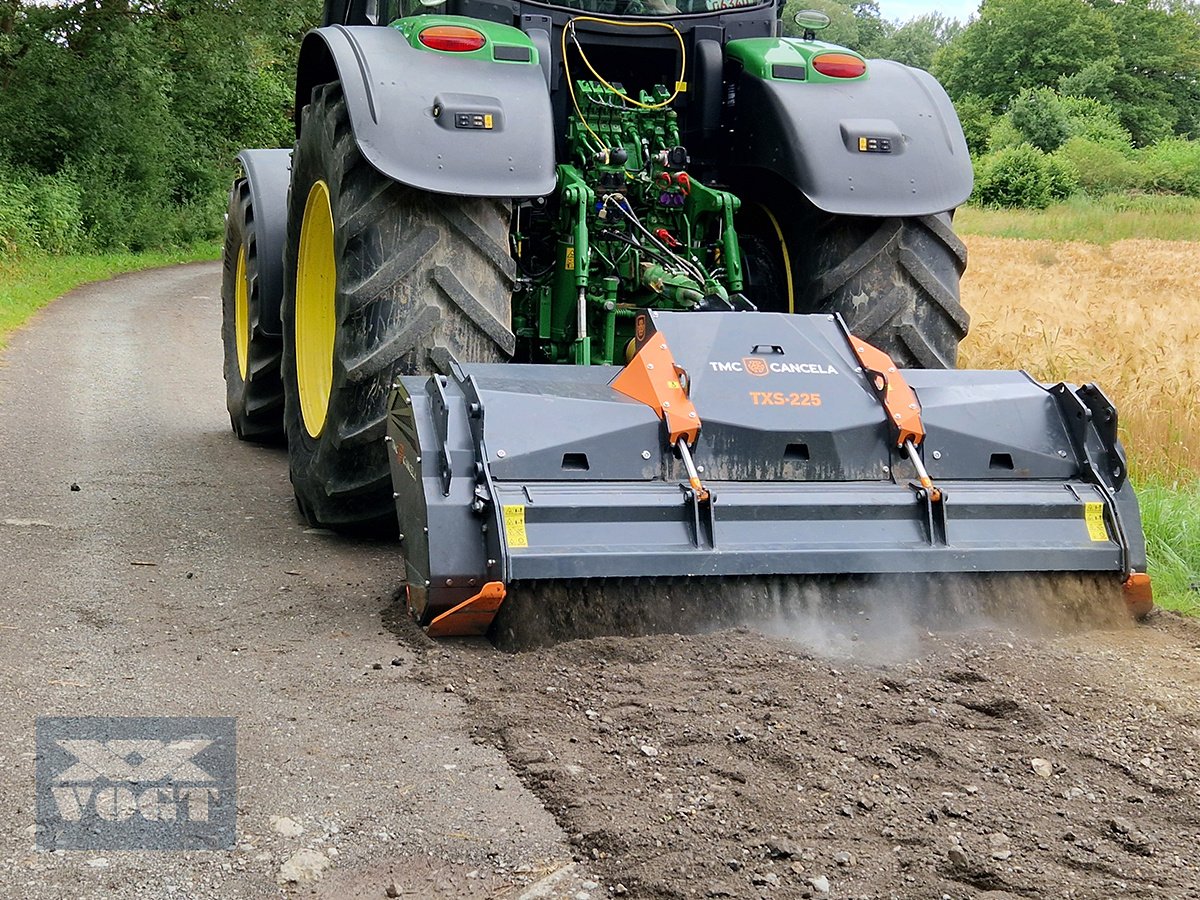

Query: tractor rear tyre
281 82 515 535
221 180 285 442
802 213 969 369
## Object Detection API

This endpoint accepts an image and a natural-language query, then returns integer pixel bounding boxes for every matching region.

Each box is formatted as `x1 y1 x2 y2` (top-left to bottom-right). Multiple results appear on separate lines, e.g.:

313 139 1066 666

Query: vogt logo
36 717 236 850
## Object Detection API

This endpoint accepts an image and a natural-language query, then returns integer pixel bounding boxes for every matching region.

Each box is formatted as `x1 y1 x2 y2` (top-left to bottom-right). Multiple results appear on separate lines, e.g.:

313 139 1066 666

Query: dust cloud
490 572 1131 654
751 572 1131 664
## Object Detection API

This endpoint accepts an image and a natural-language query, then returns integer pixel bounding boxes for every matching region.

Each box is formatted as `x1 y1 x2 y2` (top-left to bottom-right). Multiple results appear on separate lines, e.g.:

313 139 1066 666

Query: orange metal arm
611 323 700 446
847 336 925 447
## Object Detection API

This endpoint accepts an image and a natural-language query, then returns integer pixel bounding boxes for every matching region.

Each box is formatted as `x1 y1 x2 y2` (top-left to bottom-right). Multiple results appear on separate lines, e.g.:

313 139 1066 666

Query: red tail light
419 25 487 53
812 52 866 79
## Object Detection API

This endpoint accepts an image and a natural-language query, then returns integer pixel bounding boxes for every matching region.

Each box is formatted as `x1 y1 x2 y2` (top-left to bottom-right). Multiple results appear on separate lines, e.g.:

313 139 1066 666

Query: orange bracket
611 318 700 445
426 581 507 638
847 336 925 447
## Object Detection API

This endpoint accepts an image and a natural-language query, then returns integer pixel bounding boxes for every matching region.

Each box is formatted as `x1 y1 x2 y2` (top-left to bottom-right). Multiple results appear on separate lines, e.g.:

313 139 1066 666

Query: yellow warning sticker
1084 502 1109 542
564 246 575 270
503 505 528 548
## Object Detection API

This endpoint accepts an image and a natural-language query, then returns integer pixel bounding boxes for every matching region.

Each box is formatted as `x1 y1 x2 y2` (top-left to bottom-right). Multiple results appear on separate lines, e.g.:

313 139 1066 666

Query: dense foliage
0 0 317 253
1 0 1198 253
785 0 1200 209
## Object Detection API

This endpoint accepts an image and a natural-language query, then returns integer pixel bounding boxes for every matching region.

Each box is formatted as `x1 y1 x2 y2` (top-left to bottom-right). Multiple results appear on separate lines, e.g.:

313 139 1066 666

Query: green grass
1135 475 1200 616
0 243 220 348
956 194 1200 243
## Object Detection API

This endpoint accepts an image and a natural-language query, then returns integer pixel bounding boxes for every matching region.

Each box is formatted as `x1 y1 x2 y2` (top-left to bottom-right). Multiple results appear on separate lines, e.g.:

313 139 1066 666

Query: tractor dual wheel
805 213 969 369
280 81 516 535
220 179 286 442
739 202 969 369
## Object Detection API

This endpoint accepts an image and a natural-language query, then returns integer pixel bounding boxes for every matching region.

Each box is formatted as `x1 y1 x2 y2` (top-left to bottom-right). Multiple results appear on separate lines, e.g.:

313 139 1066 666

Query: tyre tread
281 81 513 534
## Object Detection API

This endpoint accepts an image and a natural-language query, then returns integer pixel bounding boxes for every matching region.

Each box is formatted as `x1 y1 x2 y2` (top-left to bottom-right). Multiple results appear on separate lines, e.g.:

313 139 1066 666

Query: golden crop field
958 236 1200 478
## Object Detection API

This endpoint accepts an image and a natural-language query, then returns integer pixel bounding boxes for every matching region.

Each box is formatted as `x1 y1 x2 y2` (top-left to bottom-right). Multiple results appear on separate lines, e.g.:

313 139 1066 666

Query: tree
782 0 868 47
0 0 320 250
931 0 1118 111
1006 87 1070 152
933 0 1200 146
781 0 895 55
875 12 962 71
952 92 995 156
1082 0 1200 144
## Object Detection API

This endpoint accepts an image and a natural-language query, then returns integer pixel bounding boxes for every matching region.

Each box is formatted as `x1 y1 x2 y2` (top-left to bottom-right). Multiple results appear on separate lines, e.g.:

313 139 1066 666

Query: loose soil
418 605 1200 900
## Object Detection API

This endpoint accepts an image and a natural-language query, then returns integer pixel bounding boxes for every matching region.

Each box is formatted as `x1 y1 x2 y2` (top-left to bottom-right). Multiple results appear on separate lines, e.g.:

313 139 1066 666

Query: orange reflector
812 52 867 79
1123 572 1153 618
418 24 487 53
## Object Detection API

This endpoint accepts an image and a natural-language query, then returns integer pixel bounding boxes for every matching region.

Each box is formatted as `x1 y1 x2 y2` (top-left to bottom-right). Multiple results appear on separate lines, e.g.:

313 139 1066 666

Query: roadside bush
1044 153 1079 202
986 117 1025 153
1139 139 1200 198
0 164 86 255
28 170 83 254
0 166 37 254
1006 87 1070 152
953 92 995 156
972 144 1078 209
1059 96 1133 149
1057 137 1141 195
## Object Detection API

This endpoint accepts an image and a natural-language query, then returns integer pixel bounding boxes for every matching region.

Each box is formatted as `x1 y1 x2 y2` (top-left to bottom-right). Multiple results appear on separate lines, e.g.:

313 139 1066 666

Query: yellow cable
561 15 688 151
561 23 606 149
569 16 687 110
758 203 795 314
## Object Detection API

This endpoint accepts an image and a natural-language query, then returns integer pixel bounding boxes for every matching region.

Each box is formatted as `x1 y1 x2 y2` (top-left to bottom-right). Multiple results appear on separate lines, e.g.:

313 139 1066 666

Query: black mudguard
295 25 556 198
235 149 292 336
728 60 973 217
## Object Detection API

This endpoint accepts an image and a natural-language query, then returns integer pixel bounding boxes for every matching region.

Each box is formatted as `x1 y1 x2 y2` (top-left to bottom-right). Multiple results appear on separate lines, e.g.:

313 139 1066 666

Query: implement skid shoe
385 311 1150 637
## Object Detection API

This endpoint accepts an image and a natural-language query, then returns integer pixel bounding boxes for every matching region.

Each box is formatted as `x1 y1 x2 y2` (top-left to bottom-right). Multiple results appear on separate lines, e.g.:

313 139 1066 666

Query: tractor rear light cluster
418 25 486 53
811 52 867 78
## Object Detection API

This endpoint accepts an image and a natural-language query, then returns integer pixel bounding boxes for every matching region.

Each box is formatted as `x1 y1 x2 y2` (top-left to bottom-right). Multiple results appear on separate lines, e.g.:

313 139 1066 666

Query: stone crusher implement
387 310 1152 638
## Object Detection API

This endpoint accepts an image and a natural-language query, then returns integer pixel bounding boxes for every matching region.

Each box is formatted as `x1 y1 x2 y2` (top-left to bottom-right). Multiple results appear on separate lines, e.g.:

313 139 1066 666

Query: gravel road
2 262 1198 900
0 262 589 899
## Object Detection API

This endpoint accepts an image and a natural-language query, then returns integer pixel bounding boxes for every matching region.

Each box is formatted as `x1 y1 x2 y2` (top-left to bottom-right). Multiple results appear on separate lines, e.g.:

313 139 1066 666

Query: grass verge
1136 476 1200 616
956 195 1200 244
0 243 220 349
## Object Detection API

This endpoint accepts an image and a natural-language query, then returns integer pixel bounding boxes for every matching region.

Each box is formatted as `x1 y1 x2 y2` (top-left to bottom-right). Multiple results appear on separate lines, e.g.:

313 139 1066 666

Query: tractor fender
236 148 292 336
295 25 556 199
729 60 973 217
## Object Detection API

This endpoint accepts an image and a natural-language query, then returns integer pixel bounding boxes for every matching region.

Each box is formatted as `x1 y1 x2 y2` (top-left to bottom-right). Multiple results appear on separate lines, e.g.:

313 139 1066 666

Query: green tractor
222 0 1151 637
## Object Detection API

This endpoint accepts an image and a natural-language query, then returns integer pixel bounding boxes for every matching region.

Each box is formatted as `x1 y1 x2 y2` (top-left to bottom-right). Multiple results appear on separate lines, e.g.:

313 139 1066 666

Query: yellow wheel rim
295 180 336 439
234 244 250 380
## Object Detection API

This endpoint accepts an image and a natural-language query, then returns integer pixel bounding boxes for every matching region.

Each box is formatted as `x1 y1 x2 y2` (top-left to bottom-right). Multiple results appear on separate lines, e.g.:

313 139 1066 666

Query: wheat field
958 236 1200 478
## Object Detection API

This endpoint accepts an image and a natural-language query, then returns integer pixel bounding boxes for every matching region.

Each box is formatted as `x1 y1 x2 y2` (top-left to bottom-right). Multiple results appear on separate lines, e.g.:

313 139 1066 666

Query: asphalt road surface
0 262 591 899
